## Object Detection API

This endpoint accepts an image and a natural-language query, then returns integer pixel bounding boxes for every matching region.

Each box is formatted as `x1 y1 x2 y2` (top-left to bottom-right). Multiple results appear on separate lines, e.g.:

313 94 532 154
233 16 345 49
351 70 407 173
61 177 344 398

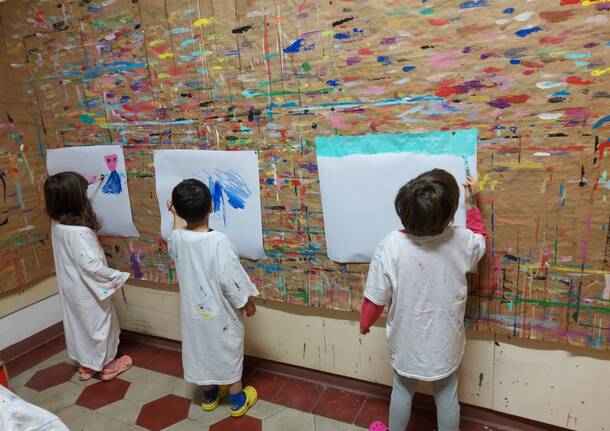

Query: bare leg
229 380 243 394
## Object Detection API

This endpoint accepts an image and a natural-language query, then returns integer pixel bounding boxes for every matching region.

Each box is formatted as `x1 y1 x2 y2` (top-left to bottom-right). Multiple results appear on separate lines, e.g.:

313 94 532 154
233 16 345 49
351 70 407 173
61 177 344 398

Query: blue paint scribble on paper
194 169 251 226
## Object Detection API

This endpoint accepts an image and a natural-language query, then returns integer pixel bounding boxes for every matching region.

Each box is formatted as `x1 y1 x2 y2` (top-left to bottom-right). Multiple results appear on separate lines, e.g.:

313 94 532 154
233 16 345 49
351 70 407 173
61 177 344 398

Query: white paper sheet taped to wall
153 149 265 260
316 129 477 263
47 145 139 238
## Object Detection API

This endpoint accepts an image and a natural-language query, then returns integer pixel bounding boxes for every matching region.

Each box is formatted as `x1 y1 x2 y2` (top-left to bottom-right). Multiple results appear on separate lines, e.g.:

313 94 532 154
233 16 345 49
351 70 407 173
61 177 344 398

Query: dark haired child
167 179 258 417
44 172 132 381
361 170 487 431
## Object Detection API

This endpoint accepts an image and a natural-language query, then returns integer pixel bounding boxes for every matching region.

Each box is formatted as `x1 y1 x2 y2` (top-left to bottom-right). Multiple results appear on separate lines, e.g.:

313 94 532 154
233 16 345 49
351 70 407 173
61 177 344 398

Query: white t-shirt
0 385 69 431
51 223 129 370
364 227 486 381
168 229 259 385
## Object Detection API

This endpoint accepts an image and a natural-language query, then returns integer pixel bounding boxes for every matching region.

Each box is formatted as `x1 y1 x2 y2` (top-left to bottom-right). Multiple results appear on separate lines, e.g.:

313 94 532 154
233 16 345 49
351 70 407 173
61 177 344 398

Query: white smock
364 228 486 381
168 229 259 386
51 223 129 371
0 385 69 431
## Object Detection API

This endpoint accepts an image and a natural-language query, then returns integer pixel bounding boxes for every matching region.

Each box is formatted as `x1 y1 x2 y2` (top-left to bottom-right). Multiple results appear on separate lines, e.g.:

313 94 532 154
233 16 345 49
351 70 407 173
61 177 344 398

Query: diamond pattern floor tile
354 397 389 428
243 370 289 400
262 408 315 431
31 381 84 413
271 377 324 412
97 398 143 426
312 387 366 424
76 378 131 410
6 337 66 377
209 415 262 431
26 362 76 391
136 394 191 431
139 349 183 377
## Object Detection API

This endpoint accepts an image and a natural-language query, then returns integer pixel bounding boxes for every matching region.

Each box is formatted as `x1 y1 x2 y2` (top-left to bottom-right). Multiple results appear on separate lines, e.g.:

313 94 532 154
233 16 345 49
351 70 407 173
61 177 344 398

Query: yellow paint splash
158 73 171 79
477 174 497 192
591 67 610 77
158 52 174 59
148 39 164 47
582 0 610 5
193 17 215 27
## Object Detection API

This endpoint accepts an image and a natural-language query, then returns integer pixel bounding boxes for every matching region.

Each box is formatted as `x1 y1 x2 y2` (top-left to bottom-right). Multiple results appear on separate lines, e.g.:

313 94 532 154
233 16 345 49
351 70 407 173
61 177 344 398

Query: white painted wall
1 278 609 430
0 291 62 351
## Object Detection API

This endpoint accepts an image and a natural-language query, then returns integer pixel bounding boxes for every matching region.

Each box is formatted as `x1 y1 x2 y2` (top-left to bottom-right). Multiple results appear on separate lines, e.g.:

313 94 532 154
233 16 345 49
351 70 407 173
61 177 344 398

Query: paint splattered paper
153 150 265 260
317 130 477 263
1 0 609 348
47 146 139 237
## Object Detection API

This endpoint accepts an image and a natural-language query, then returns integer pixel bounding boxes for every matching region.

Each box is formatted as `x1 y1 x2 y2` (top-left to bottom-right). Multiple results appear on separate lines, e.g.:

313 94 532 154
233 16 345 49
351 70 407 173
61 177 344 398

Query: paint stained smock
364 227 485 381
168 229 259 385
51 223 129 370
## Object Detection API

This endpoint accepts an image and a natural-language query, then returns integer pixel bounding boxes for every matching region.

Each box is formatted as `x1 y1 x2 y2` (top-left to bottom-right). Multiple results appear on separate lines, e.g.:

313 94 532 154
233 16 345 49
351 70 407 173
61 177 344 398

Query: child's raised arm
463 176 487 271
69 230 130 301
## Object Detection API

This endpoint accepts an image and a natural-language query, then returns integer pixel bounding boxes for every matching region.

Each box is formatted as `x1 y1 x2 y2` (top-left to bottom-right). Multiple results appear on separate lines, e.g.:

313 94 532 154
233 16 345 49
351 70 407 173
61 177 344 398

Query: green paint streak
128 172 154 178
553 239 558 266
293 289 310 304
168 268 175 282
495 296 610 314
79 114 96 124
420 7 435 15
301 62 311 71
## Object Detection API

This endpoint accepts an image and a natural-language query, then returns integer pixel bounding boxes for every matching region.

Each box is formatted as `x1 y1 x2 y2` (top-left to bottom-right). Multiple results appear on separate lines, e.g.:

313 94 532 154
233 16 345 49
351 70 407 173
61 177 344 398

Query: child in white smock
44 172 132 381
167 179 259 417
361 170 487 431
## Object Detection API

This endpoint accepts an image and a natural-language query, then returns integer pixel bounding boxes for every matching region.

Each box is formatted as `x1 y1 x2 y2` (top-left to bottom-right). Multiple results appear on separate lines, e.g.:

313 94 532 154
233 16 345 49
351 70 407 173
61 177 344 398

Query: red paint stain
539 36 566 45
502 95 530 104
522 69 535 75
428 18 449 26
565 76 594 85
521 60 544 68
484 67 502 73
358 48 373 55
560 0 580 5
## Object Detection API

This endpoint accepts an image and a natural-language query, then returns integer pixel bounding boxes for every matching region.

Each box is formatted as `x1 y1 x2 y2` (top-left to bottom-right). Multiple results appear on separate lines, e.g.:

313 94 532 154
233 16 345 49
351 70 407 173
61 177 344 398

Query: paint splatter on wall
0 0 608 349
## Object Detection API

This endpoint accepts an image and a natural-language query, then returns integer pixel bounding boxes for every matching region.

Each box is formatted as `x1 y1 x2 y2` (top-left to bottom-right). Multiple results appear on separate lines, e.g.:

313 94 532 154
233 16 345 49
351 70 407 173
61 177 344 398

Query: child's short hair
394 169 460 236
44 171 101 231
172 179 212 224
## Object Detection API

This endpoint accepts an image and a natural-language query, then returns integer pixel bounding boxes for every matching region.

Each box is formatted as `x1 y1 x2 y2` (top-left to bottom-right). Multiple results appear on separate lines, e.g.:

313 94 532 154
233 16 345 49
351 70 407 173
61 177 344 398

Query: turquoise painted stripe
316 129 477 157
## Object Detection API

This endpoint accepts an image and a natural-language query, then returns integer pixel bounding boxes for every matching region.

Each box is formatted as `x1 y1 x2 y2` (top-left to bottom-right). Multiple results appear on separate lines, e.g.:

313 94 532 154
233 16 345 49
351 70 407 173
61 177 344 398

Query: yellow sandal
230 386 257 417
201 386 228 412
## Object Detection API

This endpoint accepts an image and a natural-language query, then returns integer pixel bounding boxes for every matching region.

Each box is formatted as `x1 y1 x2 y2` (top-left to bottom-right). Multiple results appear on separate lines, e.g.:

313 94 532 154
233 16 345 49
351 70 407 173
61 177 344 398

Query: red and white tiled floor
6 336 510 431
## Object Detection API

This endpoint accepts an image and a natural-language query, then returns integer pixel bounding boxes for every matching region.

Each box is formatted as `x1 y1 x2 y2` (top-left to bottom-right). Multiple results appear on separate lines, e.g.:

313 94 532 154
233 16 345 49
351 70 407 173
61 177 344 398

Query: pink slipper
78 367 96 381
100 355 132 381
369 420 388 431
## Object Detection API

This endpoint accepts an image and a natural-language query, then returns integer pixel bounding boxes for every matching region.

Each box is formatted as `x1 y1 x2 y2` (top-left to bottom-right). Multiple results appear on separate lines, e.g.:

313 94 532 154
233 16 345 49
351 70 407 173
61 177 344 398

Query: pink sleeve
360 297 384 332
467 208 488 242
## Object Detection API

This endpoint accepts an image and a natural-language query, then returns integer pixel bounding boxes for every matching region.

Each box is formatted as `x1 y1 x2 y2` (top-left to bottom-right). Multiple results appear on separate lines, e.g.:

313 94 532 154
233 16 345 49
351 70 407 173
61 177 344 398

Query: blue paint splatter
326 80 340 87
283 38 304 53
376 56 391 65
334 32 351 40
402 66 416 72
459 0 487 9
592 115 610 129
510 59 521 64
515 26 542 38
554 90 570 96
503 7 515 14
196 169 252 226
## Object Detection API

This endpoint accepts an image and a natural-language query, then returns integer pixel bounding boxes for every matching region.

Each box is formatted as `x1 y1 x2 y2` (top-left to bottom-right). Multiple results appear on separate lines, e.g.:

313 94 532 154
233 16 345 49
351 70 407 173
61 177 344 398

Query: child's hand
167 200 177 215
462 176 479 209
243 297 256 317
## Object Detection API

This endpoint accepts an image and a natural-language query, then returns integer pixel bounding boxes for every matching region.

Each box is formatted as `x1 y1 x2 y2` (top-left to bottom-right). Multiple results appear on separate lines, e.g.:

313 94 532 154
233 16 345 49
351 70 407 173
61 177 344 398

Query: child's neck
186 220 210 232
